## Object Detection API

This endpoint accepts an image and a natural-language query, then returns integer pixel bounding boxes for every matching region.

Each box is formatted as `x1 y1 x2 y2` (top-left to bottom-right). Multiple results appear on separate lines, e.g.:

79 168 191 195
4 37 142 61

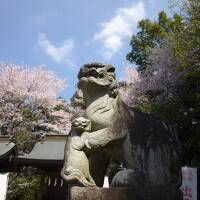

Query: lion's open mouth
78 68 104 80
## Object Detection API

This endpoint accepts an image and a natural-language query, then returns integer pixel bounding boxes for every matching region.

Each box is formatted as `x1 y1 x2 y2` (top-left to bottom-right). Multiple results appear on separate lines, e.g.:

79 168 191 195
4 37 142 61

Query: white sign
181 167 197 200
103 176 109 188
0 173 9 200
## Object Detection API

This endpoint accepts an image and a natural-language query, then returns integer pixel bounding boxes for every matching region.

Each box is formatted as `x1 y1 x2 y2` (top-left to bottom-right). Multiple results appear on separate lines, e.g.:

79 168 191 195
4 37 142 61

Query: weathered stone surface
69 186 183 200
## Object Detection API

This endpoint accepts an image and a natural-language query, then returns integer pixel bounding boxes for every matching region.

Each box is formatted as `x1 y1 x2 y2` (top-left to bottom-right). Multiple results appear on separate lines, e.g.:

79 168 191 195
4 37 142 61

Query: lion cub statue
61 117 96 187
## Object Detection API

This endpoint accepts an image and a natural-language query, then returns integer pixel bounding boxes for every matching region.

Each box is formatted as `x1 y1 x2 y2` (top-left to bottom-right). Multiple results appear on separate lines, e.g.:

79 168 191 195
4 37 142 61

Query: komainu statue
62 63 182 199
61 117 96 187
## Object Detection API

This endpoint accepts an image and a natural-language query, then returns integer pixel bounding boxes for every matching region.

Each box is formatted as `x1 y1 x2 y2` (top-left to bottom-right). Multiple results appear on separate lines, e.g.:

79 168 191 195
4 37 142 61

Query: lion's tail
61 166 96 187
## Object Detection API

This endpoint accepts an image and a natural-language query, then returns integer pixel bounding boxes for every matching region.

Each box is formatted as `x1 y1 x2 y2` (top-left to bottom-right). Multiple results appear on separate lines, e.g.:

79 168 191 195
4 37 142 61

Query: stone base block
69 186 183 200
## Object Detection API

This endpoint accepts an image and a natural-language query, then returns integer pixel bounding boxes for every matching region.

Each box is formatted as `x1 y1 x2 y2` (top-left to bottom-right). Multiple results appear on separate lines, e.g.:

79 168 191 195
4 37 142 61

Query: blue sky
0 0 170 101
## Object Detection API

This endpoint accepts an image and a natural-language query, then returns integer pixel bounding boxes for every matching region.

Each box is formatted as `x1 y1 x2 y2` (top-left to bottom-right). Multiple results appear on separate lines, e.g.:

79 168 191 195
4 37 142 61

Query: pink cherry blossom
0 63 72 135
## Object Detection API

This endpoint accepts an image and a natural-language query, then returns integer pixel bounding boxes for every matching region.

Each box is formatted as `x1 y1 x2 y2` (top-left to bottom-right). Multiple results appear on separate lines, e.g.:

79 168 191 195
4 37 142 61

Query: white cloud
93 1 146 59
37 33 74 63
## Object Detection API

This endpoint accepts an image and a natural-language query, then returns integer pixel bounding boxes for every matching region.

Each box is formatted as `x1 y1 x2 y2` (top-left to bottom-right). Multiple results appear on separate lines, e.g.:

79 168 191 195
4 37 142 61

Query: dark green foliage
174 1 200 167
6 171 40 200
4 125 42 200
126 11 184 73
126 1 200 168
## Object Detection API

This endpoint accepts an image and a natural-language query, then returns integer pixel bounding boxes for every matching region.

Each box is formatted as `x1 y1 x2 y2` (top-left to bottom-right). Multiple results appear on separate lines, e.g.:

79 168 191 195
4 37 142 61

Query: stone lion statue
62 63 182 199
61 117 96 187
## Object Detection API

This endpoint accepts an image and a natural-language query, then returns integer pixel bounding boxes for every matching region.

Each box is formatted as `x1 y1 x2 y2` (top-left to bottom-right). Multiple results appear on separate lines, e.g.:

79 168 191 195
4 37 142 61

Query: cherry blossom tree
37 101 84 135
119 65 145 107
0 63 74 136
120 39 181 107
141 39 181 103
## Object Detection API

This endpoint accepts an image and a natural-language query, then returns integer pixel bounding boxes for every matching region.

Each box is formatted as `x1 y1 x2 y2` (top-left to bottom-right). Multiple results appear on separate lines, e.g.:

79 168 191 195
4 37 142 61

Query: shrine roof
0 136 16 159
0 136 16 172
14 134 67 169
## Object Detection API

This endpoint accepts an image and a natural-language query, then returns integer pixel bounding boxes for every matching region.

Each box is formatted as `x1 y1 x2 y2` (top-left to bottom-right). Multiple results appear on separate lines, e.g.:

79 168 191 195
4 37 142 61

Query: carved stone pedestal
68 186 182 200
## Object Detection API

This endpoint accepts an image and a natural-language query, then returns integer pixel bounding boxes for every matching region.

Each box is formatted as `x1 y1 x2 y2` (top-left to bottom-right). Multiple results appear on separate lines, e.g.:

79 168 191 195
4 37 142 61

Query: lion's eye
107 67 115 73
